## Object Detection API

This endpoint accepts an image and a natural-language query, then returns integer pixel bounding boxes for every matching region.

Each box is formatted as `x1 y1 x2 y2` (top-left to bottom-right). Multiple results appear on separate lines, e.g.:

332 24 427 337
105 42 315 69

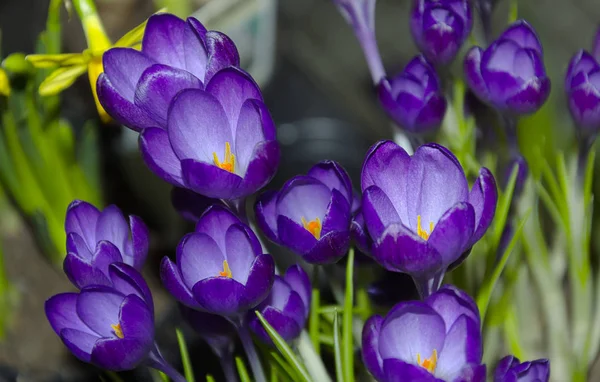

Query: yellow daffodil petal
26 53 87 69
87 57 111 122
39 65 88 96
0 69 10 96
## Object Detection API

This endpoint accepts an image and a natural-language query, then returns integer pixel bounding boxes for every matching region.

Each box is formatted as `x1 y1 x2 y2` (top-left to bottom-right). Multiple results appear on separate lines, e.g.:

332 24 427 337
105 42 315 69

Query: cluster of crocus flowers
360 140 497 297
255 161 354 264
98 14 279 200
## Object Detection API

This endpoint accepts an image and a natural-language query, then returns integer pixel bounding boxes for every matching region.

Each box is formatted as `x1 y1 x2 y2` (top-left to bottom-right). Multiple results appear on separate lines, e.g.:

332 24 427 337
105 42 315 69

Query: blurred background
0 0 599 380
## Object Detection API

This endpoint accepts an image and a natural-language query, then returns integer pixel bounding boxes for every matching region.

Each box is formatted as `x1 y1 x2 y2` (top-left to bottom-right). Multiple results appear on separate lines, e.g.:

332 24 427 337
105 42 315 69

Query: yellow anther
219 260 233 278
111 323 124 339
417 349 438 373
301 217 322 239
213 142 236 173
416 215 434 240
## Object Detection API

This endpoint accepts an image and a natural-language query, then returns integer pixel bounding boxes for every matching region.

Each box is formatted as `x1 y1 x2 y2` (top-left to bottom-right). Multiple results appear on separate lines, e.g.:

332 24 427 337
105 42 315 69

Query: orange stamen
213 142 235 173
111 323 124 339
301 217 322 239
417 349 438 373
219 260 233 278
417 215 434 240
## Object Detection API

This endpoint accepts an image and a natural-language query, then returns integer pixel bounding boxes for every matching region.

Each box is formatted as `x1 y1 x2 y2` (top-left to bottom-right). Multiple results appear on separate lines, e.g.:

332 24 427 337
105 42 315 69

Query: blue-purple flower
160 205 275 316
494 356 550 382
248 264 311 344
45 263 155 371
255 161 353 264
97 13 238 131
351 207 374 256
63 200 149 289
362 285 485 382
361 141 497 296
378 55 447 134
565 50 600 137
464 20 550 115
410 0 473 65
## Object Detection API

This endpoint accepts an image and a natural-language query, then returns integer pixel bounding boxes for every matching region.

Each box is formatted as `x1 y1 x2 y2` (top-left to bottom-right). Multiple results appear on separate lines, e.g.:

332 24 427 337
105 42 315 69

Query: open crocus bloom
494 356 550 382
255 161 353 264
248 264 311 344
361 141 497 297
139 68 279 199
63 200 149 289
362 285 486 382
160 205 275 316
45 263 155 371
97 13 239 131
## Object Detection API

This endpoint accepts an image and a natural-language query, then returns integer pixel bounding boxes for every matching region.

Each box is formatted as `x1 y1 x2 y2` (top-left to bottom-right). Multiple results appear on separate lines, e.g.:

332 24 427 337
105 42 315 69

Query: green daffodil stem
72 0 111 52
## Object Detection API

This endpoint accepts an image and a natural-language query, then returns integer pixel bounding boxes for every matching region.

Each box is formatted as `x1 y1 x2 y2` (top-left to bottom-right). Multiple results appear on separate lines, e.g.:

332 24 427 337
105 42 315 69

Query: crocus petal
192 277 247 316
134 64 203 127
45 293 94 335
178 232 225 287
468 167 497 244
436 316 482 379
128 215 149 270
183 18 209 80
414 92 447 131
351 208 373 255
235 140 280 199
241 254 276 308
159 257 202 309
302 230 350 264
277 215 318 255
277 176 332 224
66 232 93 261
251 306 301 344
65 200 100 251
60 329 99 362
119 295 154 342
255 190 280 243
108 263 154 309
383 359 443 382
205 67 263 130
91 337 150 371
102 48 155 103
96 205 129 253
77 286 125 338
499 20 543 54
225 224 258 284
139 127 185 187
181 158 243 199
63 253 111 289
204 31 241 82
362 185 402 240
372 223 443 277
168 88 232 163
141 14 186 69
308 161 353 204
464 47 489 102
362 315 385 381
426 284 480 329
234 99 269 175
452 364 487 382
195 205 259 251
426 202 475 267
283 265 311 314
505 77 551 114
91 241 123 277
321 189 351 235
407 143 469 228
282 289 307 329
379 301 446 362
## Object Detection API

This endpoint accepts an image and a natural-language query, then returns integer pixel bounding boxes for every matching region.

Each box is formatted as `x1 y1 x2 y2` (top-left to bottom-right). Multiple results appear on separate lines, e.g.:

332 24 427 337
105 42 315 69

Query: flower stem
220 352 239 382
413 272 444 300
226 198 248 224
237 323 266 382
146 345 186 382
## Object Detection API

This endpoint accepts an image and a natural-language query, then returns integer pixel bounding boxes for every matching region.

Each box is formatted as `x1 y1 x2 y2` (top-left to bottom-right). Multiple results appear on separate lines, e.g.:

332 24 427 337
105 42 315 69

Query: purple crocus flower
255 161 353 264
378 55 447 134
362 285 485 382
63 200 149 289
248 264 311 344
160 205 275 317
494 356 550 382
97 13 239 131
565 50 600 137
361 141 497 297
464 20 550 115
351 208 374 256
410 0 473 65
45 263 183 380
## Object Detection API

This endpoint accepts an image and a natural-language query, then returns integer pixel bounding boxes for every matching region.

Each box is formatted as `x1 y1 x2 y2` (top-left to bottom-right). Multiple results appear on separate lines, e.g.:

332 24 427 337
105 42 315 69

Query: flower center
301 217 322 239
213 142 235 173
111 323 124 339
219 260 233 278
417 215 434 240
416 349 438 374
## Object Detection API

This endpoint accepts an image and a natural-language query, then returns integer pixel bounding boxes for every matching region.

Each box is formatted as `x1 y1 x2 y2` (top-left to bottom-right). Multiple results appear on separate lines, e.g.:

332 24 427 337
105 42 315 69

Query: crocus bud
255 161 353 264
565 50 600 137
362 285 485 382
464 20 550 115
63 200 149 289
494 356 550 382
410 0 472 65
160 205 275 317
378 55 447 134
248 265 311 344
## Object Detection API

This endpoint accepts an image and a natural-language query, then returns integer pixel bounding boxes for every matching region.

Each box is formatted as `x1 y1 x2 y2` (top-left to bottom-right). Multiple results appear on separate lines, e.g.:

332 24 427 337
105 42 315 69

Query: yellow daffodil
26 0 156 122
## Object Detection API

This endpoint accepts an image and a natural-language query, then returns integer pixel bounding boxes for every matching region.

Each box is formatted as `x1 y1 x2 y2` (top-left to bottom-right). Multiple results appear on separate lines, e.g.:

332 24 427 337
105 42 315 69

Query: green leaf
309 285 321 355
206 375 216 382
236 356 252 382
255 311 312 382
477 211 529 321
333 310 344 382
38 64 87 96
269 350 300 382
343 248 355 382
175 328 195 382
